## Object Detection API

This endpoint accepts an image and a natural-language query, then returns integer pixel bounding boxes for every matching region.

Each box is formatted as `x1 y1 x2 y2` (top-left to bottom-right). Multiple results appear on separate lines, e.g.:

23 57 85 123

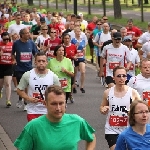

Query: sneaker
16 100 23 108
69 95 74 103
0 93 2 99
73 88 77 93
91 58 93 63
14 87 17 92
80 88 85 93
6 100 11 107
75 81 79 87
23 105 27 111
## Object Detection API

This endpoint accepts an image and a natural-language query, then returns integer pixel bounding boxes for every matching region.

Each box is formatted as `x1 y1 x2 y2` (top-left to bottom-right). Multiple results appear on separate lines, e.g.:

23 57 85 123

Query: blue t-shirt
115 124 150 150
12 39 38 72
71 38 85 61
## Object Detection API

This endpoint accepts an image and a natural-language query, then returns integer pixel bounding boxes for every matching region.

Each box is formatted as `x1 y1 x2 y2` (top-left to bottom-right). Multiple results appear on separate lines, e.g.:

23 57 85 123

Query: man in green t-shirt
14 85 96 150
37 5 47 14
11 2 17 13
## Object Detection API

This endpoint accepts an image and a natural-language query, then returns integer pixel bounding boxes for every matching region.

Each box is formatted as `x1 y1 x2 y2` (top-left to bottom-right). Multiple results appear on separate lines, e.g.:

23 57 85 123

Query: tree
102 0 106 16
144 0 149 4
113 0 122 19
27 0 33 6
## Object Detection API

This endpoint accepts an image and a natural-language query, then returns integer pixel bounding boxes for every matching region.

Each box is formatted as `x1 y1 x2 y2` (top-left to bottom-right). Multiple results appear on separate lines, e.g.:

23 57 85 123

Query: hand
101 106 109 114
28 97 39 103
12 59 17 65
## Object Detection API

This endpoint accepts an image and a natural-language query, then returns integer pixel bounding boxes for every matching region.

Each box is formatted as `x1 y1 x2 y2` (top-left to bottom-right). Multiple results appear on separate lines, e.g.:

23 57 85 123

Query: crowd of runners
0 0 150 150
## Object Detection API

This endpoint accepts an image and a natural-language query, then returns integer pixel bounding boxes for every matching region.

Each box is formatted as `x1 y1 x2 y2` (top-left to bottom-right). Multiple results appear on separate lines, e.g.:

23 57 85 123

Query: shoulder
64 114 84 122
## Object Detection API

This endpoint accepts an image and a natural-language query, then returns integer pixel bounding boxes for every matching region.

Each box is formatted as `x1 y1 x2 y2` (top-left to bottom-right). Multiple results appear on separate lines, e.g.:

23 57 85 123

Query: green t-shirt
11 6 17 13
37 9 47 14
47 57 74 92
14 114 95 150
22 21 33 26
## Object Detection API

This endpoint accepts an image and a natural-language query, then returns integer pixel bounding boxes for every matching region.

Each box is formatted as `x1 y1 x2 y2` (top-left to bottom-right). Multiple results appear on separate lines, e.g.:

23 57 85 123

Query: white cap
78 13 83 16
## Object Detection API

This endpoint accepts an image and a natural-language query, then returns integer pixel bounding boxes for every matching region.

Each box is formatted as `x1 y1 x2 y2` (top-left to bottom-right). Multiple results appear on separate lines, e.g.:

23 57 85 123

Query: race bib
1 53 12 63
33 92 44 103
109 115 128 126
47 50 54 58
20 52 32 62
59 78 68 88
77 50 84 58
143 91 150 106
109 62 120 69
125 63 134 70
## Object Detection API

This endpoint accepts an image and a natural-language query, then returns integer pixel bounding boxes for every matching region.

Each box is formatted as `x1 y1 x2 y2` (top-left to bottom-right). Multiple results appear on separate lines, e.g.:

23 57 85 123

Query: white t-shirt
93 32 111 53
127 48 140 77
128 74 150 102
142 41 150 58
101 43 132 77
69 30 88 45
8 23 26 34
35 35 50 45
138 31 150 44
81 20 88 28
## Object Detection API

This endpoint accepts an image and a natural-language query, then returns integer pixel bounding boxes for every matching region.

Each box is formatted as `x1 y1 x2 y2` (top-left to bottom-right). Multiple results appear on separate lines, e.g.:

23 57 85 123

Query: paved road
0 64 108 150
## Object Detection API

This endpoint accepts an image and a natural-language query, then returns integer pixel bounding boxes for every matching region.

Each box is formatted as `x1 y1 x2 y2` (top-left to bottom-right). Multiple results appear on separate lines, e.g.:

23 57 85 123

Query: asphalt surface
0 63 108 150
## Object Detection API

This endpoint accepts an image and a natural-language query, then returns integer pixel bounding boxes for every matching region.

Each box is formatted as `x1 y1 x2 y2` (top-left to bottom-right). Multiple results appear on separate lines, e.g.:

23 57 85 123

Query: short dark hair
53 45 66 56
129 100 150 126
71 14 76 18
113 66 127 76
35 51 47 60
1 32 9 38
45 85 65 102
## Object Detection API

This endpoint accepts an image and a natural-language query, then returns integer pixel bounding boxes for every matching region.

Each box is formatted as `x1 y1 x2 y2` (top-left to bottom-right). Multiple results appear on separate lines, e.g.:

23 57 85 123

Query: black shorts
12 64 17 77
88 38 94 49
0 64 13 78
105 76 115 85
105 134 119 148
74 59 85 67
15 71 26 84
71 77 74 86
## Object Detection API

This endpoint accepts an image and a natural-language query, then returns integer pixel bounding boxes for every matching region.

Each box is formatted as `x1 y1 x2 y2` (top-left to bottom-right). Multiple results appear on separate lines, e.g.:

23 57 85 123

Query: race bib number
77 51 84 58
109 62 120 69
33 92 44 103
143 91 150 106
125 63 134 70
59 78 68 88
20 52 32 62
1 53 12 63
109 115 128 126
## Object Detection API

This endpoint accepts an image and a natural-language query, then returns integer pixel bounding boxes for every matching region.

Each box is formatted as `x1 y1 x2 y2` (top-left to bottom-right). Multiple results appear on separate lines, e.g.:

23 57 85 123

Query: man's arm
132 89 141 101
86 134 96 150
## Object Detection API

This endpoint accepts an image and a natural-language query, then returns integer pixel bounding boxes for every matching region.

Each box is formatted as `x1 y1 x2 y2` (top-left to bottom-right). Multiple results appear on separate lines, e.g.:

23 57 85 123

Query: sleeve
32 41 38 56
142 43 147 53
80 118 95 142
138 34 144 44
83 33 88 45
53 73 61 86
93 33 99 43
17 71 30 90
115 134 127 150
68 59 74 73
127 76 136 88
14 123 34 150
35 36 39 44
7 25 12 34
135 51 140 63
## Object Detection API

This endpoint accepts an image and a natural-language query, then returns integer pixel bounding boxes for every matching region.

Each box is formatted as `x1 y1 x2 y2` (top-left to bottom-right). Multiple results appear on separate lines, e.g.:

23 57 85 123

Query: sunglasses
116 74 127 78
3 38 9 41
97 24 102 25
42 29 48 30
51 32 56 33
114 38 122 40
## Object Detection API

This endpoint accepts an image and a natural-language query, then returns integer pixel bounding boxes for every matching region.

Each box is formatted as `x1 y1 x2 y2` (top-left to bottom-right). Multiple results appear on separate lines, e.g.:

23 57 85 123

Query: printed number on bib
59 78 68 88
33 92 43 103
47 50 54 58
109 115 128 126
109 62 120 69
143 91 150 106
77 52 84 58
125 63 134 70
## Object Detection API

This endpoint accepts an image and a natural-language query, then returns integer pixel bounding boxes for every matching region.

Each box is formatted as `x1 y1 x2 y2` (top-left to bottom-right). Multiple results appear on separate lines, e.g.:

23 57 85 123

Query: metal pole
74 0 77 15
141 0 144 22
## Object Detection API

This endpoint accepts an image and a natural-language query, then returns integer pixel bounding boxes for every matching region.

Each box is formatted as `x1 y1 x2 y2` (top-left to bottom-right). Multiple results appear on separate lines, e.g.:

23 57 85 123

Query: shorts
27 114 43 122
74 59 85 67
15 71 26 84
88 38 94 49
0 64 13 78
94 47 100 57
71 77 74 86
12 64 17 77
105 134 119 148
105 76 115 85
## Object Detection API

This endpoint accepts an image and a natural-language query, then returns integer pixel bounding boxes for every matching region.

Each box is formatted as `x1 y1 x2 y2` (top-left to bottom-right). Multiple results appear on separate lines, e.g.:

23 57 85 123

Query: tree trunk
102 0 106 16
27 0 33 6
46 0 49 8
113 0 122 19
56 0 58 9
144 0 149 4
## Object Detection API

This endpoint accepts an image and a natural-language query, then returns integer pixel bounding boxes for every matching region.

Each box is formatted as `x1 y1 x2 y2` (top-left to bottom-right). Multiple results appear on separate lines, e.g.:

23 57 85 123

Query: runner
0 32 13 107
47 45 74 103
100 32 132 88
12 28 38 111
128 58 150 105
17 52 60 121
122 36 140 83
100 66 141 150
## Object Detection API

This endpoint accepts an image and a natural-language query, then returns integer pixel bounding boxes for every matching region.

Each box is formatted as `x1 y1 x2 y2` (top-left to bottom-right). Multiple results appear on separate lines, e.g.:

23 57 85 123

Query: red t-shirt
0 42 13 64
64 43 77 60
0 19 8 27
44 38 61 58
126 26 142 48
86 22 96 38
58 23 65 33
